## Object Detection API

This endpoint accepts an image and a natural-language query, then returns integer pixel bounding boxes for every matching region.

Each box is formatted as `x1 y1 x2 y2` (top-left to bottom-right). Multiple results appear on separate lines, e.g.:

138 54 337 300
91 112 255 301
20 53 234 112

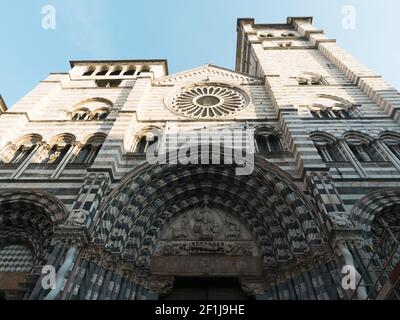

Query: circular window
167 84 249 119
195 95 221 107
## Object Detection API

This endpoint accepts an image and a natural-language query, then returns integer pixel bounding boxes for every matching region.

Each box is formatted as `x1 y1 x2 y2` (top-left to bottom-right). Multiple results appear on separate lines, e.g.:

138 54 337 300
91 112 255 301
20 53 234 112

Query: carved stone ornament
155 206 260 257
65 209 90 227
148 276 174 296
328 211 354 229
239 278 266 297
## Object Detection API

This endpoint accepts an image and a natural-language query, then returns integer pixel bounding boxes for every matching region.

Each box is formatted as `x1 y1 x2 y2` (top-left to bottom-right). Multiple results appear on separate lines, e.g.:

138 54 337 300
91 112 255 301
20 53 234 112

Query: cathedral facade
0 17 399 300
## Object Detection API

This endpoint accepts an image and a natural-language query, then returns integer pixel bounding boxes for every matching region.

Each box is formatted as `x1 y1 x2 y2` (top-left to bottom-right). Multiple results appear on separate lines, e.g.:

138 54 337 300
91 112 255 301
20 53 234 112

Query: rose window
167 85 249 119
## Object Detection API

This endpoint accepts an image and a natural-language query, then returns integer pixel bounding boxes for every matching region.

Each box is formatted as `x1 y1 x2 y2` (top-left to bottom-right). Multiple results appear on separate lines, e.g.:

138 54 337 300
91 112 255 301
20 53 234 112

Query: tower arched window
70 99 112 121
389 146 400 160
9 145 35 164
132 129 162 154
91 109 109 121
124 67 136 76
311 134 346 163
96 67 109 76
72 144 101 164
332 109 351 119
134 135 159 154
135 136 148 154
110 66 122 76
43 144 71 165
82 66 95 76
71 108 90 121
95 80 122 88
381 133 400 161
255 130 284 154
308 96 360 120
0 134 42 165
346 136 385 163
141 65 151 72
72 144 91 164
319 110 333 119
71 134 105 165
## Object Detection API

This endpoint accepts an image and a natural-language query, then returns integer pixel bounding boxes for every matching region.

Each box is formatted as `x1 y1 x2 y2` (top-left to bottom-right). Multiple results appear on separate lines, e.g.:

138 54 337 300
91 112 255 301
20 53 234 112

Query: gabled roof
153 64 263 86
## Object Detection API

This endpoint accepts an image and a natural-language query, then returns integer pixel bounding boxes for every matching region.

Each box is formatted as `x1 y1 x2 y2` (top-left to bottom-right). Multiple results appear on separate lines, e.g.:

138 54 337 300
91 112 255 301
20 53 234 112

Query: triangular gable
153 64 263 86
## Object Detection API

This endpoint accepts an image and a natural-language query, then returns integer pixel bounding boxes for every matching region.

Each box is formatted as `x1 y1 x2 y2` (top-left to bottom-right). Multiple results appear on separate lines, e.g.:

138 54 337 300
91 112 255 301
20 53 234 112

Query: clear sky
0 0 398 107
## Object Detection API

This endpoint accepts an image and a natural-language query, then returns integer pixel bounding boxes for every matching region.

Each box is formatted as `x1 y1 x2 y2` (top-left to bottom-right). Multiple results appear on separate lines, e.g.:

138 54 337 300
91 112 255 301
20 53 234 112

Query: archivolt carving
94 158 325 271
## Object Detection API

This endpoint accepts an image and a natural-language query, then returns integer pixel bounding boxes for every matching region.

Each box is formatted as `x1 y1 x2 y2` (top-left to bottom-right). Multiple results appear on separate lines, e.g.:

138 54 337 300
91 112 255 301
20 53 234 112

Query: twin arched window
0 134 42 165
95 80 122 88
254 129 284 154
312 135 346 163
8 145 36 164
347 139 384 163
70 98 112 121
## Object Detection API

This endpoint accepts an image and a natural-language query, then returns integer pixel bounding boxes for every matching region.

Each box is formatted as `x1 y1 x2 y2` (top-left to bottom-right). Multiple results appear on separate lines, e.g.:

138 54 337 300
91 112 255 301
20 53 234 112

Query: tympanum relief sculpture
155 206 260 257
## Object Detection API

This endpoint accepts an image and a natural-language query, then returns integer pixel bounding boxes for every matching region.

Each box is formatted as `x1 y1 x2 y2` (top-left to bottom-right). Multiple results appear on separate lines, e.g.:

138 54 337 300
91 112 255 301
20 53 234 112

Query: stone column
69 172 110 233
338 139 368 178
12 143 42 179
306 171 367 299
375 139 400 171
51 143 81 179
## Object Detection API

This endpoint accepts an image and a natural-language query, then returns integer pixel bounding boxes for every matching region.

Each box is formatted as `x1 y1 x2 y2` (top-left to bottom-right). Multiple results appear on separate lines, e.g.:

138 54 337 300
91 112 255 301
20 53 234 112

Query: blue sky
0 0 399 107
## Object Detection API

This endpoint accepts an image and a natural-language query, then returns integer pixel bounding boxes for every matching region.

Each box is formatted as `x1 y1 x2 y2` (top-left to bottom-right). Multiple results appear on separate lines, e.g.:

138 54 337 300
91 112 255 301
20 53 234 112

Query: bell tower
236 17 400 300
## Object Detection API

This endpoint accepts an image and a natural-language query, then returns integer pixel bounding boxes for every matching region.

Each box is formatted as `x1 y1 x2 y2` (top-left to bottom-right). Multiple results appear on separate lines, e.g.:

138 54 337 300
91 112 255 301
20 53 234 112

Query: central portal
150 205 264 299
161 278 251 300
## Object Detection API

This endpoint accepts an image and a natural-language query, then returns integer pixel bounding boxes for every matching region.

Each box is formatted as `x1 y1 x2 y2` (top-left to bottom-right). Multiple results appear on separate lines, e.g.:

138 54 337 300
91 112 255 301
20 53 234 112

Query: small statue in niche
193 205 220 240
